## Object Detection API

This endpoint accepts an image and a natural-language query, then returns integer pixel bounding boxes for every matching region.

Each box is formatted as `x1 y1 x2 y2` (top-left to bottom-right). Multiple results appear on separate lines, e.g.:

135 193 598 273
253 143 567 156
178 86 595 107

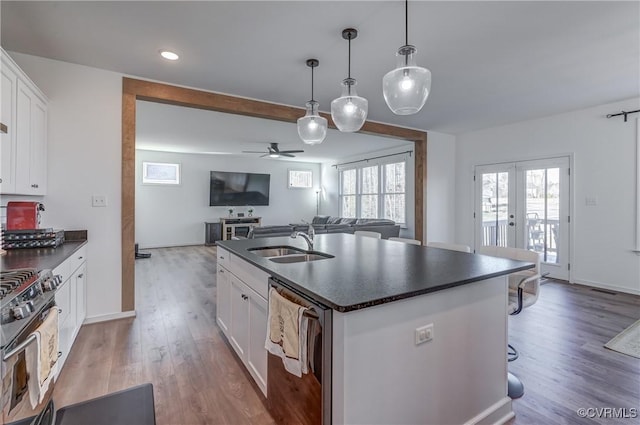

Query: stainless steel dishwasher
267 277 332 425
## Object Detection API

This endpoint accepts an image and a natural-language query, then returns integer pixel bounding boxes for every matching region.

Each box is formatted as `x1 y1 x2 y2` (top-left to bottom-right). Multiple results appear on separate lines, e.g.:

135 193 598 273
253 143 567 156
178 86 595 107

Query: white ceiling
2 1 638 145
136 100 413 163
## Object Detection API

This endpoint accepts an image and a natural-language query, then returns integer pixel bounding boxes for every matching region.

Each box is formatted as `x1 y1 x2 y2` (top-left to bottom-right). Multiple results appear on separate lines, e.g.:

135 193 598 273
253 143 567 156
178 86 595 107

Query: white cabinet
0 48 48 195
247 289 268 392
216 265 231 333
216 247 268 396
54 245 88 372
0 63 18 193
229 275 249 358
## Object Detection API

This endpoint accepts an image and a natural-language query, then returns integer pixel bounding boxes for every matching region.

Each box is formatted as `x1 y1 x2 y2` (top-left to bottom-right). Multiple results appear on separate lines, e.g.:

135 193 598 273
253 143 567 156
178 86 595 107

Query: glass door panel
476 157 570 280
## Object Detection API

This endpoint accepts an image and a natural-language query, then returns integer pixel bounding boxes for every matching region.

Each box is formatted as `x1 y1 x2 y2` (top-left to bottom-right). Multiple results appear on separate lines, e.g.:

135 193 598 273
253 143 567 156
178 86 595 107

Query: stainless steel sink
269 253 334 263
248 246 306 257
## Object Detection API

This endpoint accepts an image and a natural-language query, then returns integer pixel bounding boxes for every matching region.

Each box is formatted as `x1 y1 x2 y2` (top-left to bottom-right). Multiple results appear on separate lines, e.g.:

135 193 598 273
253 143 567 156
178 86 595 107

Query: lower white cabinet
216 248 268 396
216 265 231 333
54 245 88 372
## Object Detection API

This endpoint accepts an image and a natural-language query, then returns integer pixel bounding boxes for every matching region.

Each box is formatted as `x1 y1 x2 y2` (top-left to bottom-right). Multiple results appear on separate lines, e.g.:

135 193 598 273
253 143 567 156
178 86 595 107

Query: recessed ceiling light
159 50 179 61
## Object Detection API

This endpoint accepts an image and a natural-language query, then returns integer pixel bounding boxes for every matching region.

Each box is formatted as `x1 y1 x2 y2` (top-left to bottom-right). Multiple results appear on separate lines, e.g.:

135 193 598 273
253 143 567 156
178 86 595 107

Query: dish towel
265 287 309 377
25 307 59 408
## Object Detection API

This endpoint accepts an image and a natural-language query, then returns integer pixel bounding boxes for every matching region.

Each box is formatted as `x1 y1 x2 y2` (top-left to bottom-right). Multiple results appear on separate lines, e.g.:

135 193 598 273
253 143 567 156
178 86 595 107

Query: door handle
509 222 515 226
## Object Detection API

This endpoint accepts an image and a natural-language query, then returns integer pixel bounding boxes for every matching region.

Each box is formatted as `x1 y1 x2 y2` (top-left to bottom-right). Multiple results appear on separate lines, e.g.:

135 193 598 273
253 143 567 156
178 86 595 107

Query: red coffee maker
6 201 45 230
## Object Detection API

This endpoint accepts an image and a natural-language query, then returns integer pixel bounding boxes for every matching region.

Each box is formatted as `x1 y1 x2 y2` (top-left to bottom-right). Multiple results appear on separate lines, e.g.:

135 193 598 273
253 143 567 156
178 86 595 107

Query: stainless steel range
1 269 60 350
1 268 61 425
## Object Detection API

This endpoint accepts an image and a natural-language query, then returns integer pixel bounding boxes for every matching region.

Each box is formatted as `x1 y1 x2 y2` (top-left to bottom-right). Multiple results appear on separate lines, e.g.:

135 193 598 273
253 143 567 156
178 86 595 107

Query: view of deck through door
475 157 570 280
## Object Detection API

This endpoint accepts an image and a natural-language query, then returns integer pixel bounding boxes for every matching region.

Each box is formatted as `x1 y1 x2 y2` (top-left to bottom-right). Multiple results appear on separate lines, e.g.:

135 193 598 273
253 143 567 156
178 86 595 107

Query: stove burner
0 269 39 301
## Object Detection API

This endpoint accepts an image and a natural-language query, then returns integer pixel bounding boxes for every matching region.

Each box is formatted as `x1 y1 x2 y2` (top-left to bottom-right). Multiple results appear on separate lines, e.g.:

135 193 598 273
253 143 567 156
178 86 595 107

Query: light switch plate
92 195 107 207
415 324 434 345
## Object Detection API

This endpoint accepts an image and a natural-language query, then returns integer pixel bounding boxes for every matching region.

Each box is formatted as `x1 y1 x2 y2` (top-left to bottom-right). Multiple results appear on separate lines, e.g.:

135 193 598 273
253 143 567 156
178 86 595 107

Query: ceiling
2 1 638 141
136 100 413 163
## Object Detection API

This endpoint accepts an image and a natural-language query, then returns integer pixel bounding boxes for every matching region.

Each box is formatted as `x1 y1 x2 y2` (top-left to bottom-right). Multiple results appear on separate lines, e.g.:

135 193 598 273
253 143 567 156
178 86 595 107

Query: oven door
2 302 58 425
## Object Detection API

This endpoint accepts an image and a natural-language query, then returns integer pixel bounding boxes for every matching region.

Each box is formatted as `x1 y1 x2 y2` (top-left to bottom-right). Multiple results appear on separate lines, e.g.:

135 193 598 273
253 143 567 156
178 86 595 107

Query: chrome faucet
291 221 315 250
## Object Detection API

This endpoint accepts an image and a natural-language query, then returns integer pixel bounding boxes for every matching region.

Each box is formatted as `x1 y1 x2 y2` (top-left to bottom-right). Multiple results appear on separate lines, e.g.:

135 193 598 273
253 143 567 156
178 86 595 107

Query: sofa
247 215 400 239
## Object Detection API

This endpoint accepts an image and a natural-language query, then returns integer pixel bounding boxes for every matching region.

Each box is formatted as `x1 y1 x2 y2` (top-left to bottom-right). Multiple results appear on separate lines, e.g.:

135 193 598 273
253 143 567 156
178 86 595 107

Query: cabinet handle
58 308 62 314
219 256 224 260
57 351 62 358
78 273 84 278
31 184 39 188
78 256 83 260
219 269 224 273
241 294 248 300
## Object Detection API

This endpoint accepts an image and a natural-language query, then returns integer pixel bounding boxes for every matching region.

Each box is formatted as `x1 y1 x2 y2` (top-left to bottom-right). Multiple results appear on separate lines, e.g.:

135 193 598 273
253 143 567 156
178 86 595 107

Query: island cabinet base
331 276 514 425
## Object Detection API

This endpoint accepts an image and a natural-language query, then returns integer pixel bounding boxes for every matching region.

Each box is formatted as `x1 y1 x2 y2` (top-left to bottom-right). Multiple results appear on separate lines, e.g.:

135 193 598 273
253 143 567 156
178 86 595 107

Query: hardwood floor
53 246 640 425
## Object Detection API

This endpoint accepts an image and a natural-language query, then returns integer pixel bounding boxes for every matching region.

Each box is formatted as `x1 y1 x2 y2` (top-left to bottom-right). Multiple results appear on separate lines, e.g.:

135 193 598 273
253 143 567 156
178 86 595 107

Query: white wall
426 131 456 244
135 149 320 248
455 97 640 294
9 52 123 319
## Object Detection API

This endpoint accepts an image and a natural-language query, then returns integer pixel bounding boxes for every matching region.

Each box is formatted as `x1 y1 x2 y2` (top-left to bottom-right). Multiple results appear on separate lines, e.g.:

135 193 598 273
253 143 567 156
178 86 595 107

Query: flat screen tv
209 171 271 206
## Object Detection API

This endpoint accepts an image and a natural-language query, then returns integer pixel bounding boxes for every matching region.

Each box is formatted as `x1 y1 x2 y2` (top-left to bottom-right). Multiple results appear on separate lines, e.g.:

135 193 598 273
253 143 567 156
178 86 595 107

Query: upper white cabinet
0 49 48 195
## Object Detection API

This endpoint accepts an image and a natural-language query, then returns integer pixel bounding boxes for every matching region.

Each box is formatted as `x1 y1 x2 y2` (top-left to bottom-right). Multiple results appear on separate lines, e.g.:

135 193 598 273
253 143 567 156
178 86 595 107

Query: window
288 169 313 189
338 159 406 223
142 162 180 185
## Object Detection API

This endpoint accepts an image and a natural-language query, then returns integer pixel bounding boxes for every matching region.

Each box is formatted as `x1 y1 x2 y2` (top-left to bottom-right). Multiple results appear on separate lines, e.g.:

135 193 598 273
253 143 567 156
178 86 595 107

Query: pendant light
382 0 431 115
298 59 328 145
331 28 368 133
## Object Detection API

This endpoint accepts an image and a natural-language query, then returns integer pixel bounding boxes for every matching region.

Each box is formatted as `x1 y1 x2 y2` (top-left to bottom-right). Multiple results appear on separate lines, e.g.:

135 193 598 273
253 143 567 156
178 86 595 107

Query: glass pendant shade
383 45 431 115
331 78 368 133
297 100 327 145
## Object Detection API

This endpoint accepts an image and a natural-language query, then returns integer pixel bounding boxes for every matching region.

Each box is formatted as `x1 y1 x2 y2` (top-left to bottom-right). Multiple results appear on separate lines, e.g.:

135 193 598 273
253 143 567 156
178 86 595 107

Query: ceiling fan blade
260 153 270 157
280 153 295 157
279 150 304 154
242 150 268 154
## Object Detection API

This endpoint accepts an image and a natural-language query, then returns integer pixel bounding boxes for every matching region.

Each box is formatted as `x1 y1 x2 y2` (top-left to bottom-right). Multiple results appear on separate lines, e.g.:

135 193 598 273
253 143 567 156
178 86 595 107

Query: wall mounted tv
209 171 271 206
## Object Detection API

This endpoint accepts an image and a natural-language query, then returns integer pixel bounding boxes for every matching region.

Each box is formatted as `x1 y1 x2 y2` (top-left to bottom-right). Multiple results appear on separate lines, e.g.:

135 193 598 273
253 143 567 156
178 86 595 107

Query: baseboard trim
464 397 513 425
83 310 136 325
571 278 640 296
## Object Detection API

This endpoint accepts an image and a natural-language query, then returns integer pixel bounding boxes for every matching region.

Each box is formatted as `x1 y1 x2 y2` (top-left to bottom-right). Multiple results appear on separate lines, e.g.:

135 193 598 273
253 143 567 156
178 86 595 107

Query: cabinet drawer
52 261 70 287
67 245 87 274
229 254 268 300
55 280 71 324
217 247 230 268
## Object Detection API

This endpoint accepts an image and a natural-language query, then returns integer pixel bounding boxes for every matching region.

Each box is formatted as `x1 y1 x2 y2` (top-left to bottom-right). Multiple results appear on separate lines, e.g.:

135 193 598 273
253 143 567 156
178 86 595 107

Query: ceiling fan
242 142 304 158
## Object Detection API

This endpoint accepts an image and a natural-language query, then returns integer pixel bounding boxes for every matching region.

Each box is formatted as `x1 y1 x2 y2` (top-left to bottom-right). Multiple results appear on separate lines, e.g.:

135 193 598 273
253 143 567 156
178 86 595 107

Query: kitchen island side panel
332 276 513 425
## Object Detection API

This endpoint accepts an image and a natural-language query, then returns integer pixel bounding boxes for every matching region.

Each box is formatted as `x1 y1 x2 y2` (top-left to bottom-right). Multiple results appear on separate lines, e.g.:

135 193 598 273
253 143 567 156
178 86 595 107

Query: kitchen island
217 233 533 425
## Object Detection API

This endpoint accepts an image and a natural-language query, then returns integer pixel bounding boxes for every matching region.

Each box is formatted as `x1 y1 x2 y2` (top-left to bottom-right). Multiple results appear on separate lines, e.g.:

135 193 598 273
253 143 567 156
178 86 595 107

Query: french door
475 157 570 280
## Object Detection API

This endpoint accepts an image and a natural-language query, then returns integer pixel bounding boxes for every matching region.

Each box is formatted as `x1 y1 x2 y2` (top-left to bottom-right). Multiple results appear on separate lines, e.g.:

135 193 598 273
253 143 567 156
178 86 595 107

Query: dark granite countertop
217 234 534 312
1 240 87 272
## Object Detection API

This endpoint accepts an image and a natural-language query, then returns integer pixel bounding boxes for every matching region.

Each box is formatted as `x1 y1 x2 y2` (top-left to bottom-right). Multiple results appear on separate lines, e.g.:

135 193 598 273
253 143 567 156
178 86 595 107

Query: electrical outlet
415 324 434 345
92 195 107 207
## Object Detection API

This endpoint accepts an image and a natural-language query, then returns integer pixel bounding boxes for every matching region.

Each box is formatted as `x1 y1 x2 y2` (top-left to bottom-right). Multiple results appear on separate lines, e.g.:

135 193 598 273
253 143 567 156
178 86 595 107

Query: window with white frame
338 158 406 223
142 162 181 185
288 169 313 188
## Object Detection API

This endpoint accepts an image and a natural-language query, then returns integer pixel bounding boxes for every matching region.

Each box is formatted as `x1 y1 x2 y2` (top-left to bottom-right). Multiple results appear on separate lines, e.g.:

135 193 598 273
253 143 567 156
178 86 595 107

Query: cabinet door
229 275 249 359
247 289 268 396
55 280 72 370
75 262 87 330
28 94 46 195
0 64 17 193
14 80 46 195
14 80 31 194
216 265 231 334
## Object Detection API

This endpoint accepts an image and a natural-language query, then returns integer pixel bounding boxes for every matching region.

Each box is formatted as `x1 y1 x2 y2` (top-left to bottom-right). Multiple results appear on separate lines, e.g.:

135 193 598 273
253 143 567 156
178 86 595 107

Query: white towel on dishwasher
265 287 309 377
25 307 59 408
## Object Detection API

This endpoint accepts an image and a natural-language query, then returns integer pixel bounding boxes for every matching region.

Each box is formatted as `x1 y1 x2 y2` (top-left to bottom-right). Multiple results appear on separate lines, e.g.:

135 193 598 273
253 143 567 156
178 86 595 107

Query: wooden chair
354 230 382 239
389 237 421 245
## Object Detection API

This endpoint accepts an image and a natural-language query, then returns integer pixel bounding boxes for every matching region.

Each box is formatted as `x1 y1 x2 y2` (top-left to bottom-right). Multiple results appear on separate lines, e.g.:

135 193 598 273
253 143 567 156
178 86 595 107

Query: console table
219 217 262 240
